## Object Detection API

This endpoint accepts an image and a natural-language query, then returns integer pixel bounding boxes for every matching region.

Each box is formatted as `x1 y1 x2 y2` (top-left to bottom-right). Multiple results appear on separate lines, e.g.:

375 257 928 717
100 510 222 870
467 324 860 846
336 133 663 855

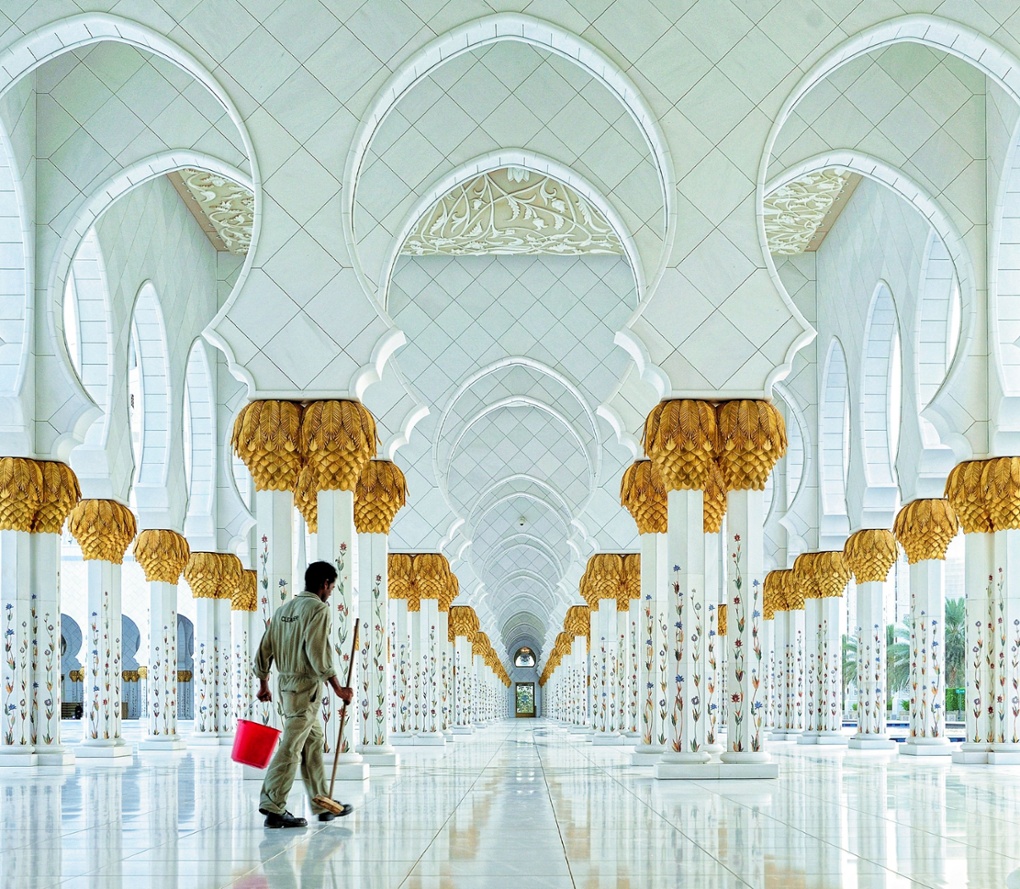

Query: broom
312 618 360 816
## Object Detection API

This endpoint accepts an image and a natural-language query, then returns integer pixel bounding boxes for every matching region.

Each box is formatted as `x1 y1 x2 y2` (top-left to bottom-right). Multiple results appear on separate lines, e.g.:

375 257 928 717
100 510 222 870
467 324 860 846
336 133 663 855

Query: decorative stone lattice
173 168 254 256
764 169 853 255
402 167 623 257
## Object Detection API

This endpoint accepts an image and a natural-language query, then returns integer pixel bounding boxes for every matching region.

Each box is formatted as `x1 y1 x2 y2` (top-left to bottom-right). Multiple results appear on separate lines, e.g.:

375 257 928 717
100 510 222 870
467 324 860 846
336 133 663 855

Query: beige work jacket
254 590 337 695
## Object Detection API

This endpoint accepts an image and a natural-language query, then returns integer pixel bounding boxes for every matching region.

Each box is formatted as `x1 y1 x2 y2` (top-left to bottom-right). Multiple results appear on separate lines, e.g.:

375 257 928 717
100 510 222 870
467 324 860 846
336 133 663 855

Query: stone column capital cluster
792 551 851 598
354 459 407 535
183 552 243 599
843 529 898 583
233 569 258 612
0 457 82 534
893 498 959 563
68 499 137 563
133 530 190 584
232 398 379 532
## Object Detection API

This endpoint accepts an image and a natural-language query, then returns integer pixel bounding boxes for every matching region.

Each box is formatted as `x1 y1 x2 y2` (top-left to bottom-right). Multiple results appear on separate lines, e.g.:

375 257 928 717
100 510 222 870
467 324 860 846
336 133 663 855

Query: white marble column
79 558 129 757
720 490 776 774
592 595 620 744
800 594 821 744
634 532 668 758
816 594 845 744
192 590 232 745
416 594 445 745
782 605 806 739
452 633 474 734
254 489 293 731
143 580 183 749
391 595 414 743
357 532 398 766
622 592 641 739
0 528 37 765
438 605 453 738
317 487 367 778
660 488 710 767
989 528 1020 764
32 531 73 764
955 531 994 763
850 579 895 750
901 558 952 757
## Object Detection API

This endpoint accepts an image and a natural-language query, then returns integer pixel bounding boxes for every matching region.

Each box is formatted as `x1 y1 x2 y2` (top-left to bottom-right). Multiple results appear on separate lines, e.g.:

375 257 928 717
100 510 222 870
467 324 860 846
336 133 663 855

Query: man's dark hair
305 560 338 593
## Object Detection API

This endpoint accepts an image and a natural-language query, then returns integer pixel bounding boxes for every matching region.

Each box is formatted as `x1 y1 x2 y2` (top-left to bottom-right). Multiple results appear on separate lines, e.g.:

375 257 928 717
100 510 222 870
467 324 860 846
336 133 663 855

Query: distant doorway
515 682 536 718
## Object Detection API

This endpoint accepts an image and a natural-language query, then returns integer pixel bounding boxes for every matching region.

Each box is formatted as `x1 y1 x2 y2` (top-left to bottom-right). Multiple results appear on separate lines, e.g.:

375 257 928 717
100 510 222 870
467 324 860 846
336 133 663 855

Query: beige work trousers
259 690 329 815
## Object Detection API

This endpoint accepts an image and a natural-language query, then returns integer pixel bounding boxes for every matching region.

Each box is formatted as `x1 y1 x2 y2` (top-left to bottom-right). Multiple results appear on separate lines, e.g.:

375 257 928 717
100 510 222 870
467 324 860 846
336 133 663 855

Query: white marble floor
2 721 1020 888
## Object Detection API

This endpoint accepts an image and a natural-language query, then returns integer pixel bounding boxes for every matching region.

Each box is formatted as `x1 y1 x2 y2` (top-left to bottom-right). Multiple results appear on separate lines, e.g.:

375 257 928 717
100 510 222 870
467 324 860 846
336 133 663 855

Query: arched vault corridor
4 2 1020 887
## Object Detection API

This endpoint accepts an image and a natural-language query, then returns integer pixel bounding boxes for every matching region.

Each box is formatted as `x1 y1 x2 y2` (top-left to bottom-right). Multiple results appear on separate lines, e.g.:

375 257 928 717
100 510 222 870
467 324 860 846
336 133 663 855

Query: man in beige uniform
255 560 354 828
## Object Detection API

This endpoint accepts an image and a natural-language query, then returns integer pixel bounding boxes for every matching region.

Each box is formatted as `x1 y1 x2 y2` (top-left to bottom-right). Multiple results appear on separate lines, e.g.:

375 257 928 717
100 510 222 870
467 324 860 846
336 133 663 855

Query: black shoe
263 810 308 828
317 804 354 821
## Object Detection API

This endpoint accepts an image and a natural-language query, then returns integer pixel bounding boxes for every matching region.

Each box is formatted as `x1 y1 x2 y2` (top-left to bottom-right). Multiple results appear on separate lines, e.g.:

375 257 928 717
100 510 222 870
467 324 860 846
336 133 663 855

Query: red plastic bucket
232 719 282 768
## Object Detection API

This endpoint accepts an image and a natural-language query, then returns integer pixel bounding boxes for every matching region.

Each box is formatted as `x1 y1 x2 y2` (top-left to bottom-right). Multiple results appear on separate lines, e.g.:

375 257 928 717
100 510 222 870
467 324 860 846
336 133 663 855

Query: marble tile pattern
2 720 1020 888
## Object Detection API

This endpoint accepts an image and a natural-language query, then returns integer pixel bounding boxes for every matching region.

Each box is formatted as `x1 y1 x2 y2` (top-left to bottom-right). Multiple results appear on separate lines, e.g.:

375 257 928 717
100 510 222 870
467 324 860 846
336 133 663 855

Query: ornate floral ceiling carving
764 169 857 255
401 167 623 256
169 168 253 255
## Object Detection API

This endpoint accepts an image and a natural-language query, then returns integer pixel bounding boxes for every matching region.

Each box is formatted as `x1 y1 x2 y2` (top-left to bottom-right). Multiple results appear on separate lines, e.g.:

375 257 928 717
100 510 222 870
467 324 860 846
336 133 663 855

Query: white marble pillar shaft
784 608 806 737
32 532 69 763
0 530 36 764
663 488 709 762
317 488 367 775
721 490 770 763
254 489 293 730
817 595 845 743
141 580 184 750
850 580 894 749
990 528 1020 763
391 598 413 741
79 559 129 757
901 558 951 756
801 596 821 742
956 532 994 763
357 533 398 764
636 532 668 755
417 597 444 744
593 597 619 741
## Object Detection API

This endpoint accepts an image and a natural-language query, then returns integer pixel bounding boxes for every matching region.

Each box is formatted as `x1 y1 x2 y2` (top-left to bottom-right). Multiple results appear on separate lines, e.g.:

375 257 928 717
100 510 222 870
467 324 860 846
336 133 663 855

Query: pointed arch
183 339 215 535
860 282 900 488
820 339 850 532
129 282 171 490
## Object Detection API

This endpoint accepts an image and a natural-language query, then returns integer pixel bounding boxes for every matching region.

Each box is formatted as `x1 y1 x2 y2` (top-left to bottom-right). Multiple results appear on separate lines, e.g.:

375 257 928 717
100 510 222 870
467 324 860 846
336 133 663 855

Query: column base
797 730 820 745
618 733 641 746
36 747 76 766
243 763 268 781
988 743 1020 765
569 726 592 735
414 732 446 747
632 744 664 762
138 736 187 752
77 741 132 759
390 732 416 746
451 725 473 735
662 750 712 765
952 743 990 764
816 731 848 746
360 749 400 768
848 734 896 750
656 759 778 780
704 742 724 755
0 749 38 767
592 732 623 746
190 733 231 747
333 761 370 780
899 739 953 757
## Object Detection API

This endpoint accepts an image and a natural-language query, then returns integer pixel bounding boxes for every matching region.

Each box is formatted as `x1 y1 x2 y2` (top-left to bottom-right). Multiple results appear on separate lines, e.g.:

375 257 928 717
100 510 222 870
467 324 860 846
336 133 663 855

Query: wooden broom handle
342 619 360 690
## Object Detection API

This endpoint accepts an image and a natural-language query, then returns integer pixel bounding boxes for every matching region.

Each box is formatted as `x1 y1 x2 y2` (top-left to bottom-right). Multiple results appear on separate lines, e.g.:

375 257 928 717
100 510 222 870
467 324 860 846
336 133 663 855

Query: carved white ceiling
385 253 639 656
764 169 857 255
401 167 624 256
169 169 253 255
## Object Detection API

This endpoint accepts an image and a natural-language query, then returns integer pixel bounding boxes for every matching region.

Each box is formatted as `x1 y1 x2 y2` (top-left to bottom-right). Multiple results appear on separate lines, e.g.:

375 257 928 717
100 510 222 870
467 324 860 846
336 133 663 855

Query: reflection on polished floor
2 720 1020 889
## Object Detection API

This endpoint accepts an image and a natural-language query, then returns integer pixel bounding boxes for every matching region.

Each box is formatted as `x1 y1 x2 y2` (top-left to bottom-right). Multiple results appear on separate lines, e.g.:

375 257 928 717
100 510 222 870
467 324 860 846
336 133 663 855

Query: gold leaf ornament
893 499 959 563
843 529 898 583
388 553 412 601
32 460 81 533
642 400 719 491
183 552 224 599
620 460 667 534
944 460 994 534
67 499 137 563
411 553 451 602
216 553 244 600
231 400 304 491
982 456 1020 532
293 462 319 533
717 604 727 636
234 568 259 612
300 400 377 493
133 530 190 583
0 456 44 532
354 459 407 534
702 459 727 534
716 400 787 491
